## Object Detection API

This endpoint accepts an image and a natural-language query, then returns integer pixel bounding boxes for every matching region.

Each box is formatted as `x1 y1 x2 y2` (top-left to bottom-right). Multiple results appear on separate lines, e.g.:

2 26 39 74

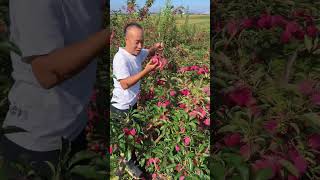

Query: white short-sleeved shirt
111 47 149 110
2 0 104 151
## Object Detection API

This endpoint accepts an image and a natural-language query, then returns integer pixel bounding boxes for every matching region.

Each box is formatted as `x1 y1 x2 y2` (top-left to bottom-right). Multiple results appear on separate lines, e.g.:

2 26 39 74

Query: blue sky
110 0 210 14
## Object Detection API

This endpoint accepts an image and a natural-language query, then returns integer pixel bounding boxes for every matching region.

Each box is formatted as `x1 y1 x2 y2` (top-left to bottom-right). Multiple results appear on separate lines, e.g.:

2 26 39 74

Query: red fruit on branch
307 25 319 38
150 54 168 71
311 92 320 106
123 128 130 135
298 80 315 96
288 149 308 175
285 21 301 34
308 133 320 150
223 133 241 147
203 118 210 126
252 157 281 178
175 164 183 172
226 20 238 36
227 86 254 107
129 128 136 136
156 79 166 85
271 15 287 28
264 119 278 134
180 127 185 133
281 30 292 43
183 136 191 146
180 89 191 96
179 103 187 109
175 145 180 152
151 55 159 64
170 90 176 96
240 18 254 29
257 14 272 29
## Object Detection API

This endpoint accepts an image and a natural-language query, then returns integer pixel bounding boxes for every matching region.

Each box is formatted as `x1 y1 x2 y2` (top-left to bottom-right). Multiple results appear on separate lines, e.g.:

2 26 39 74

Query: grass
175 14 210 30
175 14 210 24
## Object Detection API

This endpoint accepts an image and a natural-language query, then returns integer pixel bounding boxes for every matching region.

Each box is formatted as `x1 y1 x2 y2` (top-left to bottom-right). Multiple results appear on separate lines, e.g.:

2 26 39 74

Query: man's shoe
125 159 143 179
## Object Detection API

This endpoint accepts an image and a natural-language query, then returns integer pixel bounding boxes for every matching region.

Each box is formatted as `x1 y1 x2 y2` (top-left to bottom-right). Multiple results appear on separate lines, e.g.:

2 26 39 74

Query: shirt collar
119 47 137 58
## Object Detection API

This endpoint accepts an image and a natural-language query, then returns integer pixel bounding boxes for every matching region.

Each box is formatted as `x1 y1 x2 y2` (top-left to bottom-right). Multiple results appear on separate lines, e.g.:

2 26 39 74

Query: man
110 22 163 178
0 0 107 178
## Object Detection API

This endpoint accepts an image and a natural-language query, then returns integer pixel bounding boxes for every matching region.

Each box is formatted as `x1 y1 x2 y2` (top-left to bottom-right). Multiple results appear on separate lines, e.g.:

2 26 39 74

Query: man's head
124 22 144 56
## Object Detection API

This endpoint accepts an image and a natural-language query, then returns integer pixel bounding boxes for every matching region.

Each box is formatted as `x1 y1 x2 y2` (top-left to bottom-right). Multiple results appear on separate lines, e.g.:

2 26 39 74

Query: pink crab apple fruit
183 136 191 146
308 133 320 150
223 133 241 147
151 55 159 64
226 20 238 36
175 145 180 152
203 118 210 126
129 128 136 136
307 25 319 38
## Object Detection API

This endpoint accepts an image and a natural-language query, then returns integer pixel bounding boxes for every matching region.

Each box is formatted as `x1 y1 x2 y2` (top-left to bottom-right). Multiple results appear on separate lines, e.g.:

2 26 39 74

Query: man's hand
144 59 159 73
119 59 158 90
148 42 164 57
153 42 164 51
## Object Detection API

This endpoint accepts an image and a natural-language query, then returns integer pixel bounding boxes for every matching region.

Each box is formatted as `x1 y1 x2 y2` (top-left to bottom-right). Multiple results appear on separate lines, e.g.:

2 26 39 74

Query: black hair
124 22 143 36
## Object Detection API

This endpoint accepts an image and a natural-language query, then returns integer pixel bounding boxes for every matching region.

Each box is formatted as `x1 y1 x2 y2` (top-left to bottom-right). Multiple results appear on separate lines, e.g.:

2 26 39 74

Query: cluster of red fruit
151 54 168 71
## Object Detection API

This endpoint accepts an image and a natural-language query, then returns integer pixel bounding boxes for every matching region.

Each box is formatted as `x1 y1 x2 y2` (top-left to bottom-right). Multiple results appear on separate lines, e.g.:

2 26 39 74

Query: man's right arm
119 68 149 90
118 60 158 90
30 29 108 89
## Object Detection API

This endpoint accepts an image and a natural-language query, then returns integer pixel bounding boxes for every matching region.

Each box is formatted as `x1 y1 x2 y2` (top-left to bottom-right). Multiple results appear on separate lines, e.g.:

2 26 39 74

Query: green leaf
0 166 8 180
0 41 21 55
312 49 320 55
216 71 239 80
189 122 197 130
313 36 319 50
304 35 312 52
301 113 320 129
224 153 243 166
218 125 237 133
126 149 132 160
68 150 99 169
211 164 225 180
132 113 143 120
214 52 233 70
237 164 249 180
117 133 124 139
186 158 193 171
289 123 300 134
165 163 176 170
230 175 242 180
177 135 181 143
255 168 273 180
128 135 134 141
70 165 107 180
119 142 125 152
279 159 299 177
44 161 56 176
212 77 228 87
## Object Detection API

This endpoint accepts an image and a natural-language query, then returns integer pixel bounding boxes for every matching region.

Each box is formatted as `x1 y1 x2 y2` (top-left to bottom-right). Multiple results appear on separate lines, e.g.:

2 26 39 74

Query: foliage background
212 0 320 179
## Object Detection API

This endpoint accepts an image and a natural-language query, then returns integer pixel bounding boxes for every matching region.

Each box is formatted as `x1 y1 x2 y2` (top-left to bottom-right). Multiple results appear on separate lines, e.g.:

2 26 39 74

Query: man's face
125 27 144 56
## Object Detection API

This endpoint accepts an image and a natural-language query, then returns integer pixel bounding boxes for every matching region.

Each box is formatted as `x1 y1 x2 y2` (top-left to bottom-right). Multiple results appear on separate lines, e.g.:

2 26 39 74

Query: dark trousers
0 130 87 179
110 103 140 158
110 104 137 116
110 103 145 126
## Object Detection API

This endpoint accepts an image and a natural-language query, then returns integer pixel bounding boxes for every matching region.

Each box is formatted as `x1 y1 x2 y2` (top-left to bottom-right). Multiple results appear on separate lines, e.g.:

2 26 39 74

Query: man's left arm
146 42 164 58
